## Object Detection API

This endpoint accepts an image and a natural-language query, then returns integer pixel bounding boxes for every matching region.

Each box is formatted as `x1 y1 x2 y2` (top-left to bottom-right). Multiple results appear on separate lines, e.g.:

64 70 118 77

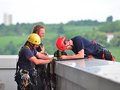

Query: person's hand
50 57 58 62
52 57 58 61
41 52 48 56
87 55 94 58
60 55 67 59
50 58 53 62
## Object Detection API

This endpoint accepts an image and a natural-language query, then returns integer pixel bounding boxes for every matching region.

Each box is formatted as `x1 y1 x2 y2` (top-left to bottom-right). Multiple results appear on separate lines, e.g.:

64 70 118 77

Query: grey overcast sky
0 0 120 24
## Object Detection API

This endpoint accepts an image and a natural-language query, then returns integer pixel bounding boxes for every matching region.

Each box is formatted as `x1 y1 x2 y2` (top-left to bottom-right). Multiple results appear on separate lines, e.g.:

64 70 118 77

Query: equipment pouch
31 69 37 85
103 49 115 61
14 71 21 85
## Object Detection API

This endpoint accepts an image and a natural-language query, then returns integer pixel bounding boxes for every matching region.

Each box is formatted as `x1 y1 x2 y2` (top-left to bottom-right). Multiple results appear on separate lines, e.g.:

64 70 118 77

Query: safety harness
91 41 115 61
14 60 38 90
14 46 38 90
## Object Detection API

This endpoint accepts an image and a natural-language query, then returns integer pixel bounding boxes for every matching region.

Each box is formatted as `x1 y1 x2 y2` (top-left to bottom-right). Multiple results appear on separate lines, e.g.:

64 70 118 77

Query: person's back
71 36 115 60
18 46 36 70
71 36 97 56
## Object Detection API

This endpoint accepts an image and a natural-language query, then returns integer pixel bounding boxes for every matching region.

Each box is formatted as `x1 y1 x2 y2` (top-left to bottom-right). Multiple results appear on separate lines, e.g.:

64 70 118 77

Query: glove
52 57 58 61
54 50 67 58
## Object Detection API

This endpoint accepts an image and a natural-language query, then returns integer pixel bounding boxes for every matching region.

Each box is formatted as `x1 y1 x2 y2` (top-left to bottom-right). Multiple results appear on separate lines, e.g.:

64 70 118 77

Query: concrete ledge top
0 55 18 68
0 55 18 58
0 55 53 69
56 59 120 83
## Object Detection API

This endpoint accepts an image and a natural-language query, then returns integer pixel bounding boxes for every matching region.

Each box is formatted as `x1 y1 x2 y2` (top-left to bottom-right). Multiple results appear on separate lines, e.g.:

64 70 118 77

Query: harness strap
15 61 19 74
94 45 114 61
101 49 115 61
90 41 115 61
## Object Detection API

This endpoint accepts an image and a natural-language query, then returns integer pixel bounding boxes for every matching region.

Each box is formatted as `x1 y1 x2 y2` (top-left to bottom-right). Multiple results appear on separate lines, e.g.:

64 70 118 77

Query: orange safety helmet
56 37 66 51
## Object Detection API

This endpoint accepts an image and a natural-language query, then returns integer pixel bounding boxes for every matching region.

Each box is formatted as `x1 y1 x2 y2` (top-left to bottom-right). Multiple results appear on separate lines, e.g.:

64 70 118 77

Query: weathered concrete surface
0 55 120 90
0 55 17 90
0 55 18 69
0 81 4 90
55 59 120 90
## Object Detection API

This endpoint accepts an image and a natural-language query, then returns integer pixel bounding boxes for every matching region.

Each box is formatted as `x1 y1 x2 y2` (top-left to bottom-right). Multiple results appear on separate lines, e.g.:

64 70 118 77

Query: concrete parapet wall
55 59 120 90
0 81 4 90
0 55 17 90
0 55 120 90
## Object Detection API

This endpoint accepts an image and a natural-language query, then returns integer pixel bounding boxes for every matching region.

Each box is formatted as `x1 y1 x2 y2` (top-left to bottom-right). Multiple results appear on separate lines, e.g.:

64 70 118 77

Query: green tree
57 24 65 36
99 21 120 33
110 33 120 47
5 41 18 55
106 16 113 22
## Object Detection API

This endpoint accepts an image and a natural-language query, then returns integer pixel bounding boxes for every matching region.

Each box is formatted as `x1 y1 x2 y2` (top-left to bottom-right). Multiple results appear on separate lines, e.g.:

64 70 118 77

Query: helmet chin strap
26 42 34 49
69 40 73 49
66 40 73 49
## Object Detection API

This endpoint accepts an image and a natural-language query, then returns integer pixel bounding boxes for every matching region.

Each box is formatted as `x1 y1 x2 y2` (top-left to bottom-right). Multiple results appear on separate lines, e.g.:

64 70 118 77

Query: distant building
3 13 12 25
106 33 114 43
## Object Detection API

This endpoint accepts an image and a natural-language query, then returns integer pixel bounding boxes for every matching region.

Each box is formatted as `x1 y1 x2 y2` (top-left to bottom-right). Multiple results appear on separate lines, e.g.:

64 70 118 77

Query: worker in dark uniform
32 25 49 90
15 33 52 90
56 36 115 61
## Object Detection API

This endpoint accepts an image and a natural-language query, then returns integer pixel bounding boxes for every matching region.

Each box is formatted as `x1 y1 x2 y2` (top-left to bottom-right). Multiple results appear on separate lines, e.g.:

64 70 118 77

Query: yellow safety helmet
28 33 41 45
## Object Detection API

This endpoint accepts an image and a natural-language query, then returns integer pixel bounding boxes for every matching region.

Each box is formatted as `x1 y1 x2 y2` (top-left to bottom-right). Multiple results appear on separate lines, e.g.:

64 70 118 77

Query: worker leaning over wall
56 36 115 61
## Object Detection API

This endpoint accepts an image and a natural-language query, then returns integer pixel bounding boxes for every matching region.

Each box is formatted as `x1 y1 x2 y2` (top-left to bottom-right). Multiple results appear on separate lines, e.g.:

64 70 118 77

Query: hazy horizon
0 0 120 24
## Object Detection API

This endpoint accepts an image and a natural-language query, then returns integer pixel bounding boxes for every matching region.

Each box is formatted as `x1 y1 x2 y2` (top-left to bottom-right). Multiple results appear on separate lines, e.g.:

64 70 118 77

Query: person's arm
36 52 50 60
39 44 45 52
60 49 85 59
41 46 45 52
29 56 52 65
